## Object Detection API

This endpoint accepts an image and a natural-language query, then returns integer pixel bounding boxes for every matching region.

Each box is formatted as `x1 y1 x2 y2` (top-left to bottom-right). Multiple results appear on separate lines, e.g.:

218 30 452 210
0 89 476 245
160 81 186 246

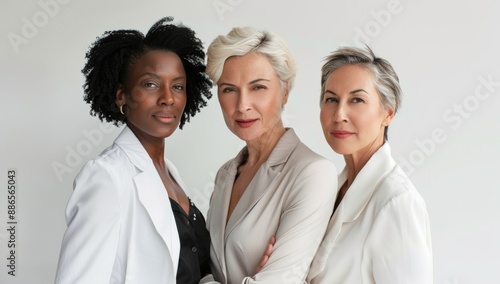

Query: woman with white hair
200 27 338 284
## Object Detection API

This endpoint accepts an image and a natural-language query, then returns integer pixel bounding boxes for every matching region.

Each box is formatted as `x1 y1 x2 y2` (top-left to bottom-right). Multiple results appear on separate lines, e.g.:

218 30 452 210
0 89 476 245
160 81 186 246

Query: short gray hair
320 46 402 140
206 27 297 92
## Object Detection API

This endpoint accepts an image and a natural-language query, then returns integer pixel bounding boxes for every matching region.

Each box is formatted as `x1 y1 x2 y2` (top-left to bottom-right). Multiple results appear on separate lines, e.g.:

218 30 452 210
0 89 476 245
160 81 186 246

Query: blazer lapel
114 126 180 272
224 163 281 237
224 129 298 238
309 143 396 280
133 171 179 264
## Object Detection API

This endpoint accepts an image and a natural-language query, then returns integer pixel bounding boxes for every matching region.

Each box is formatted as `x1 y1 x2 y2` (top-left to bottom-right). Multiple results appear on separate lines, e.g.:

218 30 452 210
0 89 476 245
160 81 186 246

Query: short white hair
206 27 297 92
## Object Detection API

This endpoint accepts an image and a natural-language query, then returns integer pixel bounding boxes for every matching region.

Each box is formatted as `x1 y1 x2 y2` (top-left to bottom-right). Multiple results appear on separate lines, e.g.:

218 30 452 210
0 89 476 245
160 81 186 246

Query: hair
206 27 296 93
82 16 212 129
320 45 402 140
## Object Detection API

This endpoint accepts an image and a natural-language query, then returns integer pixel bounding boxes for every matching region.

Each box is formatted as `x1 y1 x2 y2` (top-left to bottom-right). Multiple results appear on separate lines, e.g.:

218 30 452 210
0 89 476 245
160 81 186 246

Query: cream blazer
308 143 433 284
203 129 337 284
55 126 180 284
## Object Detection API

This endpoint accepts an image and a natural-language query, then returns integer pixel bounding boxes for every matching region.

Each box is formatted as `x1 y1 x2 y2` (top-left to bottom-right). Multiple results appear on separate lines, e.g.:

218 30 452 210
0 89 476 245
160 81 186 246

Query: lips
236 118 258 128
331 130 354 139
153 111 176 124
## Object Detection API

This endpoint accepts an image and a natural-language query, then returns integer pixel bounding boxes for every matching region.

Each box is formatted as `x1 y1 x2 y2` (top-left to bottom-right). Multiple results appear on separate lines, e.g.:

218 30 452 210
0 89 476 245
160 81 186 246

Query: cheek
266 104 282 120
130 88 148 102
261 95 283 118
356 114 383 134
128 91 151 109
218 95 233 117
319 108 331 127
178 95 187 110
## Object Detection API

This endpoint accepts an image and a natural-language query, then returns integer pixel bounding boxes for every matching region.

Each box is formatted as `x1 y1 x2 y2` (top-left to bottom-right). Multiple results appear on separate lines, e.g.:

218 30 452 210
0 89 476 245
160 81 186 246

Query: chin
157 127 178 139
329 142 351 156
235 134 256 143
231 128 259 142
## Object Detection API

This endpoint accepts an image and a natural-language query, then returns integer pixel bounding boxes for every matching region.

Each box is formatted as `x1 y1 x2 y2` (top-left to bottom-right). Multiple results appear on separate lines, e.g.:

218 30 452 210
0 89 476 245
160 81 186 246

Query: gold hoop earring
119 105 124 115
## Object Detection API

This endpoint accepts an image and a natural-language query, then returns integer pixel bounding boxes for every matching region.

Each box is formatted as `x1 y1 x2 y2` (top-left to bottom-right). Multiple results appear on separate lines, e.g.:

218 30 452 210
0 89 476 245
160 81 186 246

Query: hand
255 236 276 273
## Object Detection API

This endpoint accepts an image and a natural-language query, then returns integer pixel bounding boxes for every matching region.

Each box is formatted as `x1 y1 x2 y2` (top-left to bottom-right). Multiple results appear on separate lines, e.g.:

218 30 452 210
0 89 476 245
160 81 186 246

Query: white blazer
308 143 433 284
55 126 180 284
203 129 337 284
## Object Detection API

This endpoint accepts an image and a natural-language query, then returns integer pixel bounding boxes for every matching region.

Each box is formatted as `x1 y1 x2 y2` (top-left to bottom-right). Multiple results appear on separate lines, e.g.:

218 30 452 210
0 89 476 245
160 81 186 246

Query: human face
320 64 394 156
217 52 287 142
116 50 187 142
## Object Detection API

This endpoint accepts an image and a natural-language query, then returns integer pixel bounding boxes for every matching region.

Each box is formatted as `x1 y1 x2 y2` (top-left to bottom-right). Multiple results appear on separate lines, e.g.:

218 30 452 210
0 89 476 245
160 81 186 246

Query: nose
236 90 251 112
333 102 347 123
159 87 174 106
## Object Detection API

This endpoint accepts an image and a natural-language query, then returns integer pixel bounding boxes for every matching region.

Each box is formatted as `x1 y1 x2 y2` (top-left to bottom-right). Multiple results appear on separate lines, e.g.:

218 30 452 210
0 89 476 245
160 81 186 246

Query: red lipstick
236 119 258 128
332 130 354 139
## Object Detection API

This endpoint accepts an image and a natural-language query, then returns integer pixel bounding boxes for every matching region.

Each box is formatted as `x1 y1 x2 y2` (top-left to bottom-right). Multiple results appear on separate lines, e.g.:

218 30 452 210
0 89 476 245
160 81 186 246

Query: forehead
219 52 277 81
325 64 375 90
131 50 185 73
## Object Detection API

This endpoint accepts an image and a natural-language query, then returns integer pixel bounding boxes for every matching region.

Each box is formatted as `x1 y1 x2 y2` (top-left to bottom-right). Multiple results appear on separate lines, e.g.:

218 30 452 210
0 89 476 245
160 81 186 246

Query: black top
170 198 211 284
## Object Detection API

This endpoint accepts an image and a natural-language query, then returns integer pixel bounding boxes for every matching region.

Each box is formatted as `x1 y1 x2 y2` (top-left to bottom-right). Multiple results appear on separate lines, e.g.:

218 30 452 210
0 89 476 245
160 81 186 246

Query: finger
256 255 269 273
265 236 275 255
264 243 273 255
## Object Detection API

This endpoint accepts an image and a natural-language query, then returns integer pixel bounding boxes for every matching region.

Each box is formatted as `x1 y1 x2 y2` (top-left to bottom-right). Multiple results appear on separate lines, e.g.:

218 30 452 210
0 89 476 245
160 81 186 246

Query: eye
173 84 185 91
221 87 235 93
323 97 338 104
144 81 159 89
252 85 267 90
351 97 365 103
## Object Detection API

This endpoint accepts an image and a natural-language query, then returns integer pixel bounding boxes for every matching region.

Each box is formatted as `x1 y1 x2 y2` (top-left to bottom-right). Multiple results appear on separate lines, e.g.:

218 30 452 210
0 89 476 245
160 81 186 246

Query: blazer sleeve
242 159 337 284
55 159 121 284
363 190 433 284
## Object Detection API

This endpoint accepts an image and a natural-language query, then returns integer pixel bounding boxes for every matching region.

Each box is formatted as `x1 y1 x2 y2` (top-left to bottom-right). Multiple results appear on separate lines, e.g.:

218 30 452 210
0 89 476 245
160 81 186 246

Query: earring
119 105 124 115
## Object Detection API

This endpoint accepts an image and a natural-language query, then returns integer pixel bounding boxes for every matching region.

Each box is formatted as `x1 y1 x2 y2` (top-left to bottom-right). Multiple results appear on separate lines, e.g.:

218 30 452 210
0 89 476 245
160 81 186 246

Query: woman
201 27 338 284
55 17 212 284
307 46 433 283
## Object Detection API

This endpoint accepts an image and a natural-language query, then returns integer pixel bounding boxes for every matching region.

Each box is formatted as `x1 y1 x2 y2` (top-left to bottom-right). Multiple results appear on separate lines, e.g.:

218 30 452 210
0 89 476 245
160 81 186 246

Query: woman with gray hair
307 46 433 283
200 27 337 284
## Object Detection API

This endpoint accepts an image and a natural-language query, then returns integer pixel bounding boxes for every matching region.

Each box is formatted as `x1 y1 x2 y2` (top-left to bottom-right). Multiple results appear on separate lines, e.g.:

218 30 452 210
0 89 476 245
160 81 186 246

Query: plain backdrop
1 0 499 283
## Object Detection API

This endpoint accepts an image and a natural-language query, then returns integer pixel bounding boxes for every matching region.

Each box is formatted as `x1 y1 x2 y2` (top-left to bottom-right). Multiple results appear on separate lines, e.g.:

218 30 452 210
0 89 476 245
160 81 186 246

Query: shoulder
380 165 423 201
75 143 135 184
289 140 337 173
371 165 427 218
282 142 337 202
217 157 235 173
67 145 128 220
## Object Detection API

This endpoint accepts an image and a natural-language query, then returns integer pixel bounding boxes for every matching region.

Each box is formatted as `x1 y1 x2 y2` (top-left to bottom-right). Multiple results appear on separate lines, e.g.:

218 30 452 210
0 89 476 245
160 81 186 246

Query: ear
115 84 126 109
383 107 395 126
281 82 289 106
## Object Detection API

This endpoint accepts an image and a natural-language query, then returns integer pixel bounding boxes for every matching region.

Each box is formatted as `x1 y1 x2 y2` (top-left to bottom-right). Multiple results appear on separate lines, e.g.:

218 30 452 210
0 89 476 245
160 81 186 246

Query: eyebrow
140 72 186 81
249 78 270 84
324 88 369 95
218 78 270 87
218 82 235 87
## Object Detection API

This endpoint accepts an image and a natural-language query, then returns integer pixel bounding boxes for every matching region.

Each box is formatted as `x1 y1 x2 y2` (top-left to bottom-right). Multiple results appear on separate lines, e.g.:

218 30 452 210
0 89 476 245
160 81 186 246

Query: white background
1 0 499 283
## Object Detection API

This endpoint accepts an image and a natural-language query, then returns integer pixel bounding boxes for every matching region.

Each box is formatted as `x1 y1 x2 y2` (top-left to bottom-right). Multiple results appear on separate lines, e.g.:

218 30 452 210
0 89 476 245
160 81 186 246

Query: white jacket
55 126 180 284
308 143 433 284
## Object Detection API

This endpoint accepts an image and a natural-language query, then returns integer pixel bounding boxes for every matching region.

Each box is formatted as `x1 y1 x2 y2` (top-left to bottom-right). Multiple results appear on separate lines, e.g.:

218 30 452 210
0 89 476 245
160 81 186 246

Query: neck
127 124 166 168
343 137 385 188
244 122 286 167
